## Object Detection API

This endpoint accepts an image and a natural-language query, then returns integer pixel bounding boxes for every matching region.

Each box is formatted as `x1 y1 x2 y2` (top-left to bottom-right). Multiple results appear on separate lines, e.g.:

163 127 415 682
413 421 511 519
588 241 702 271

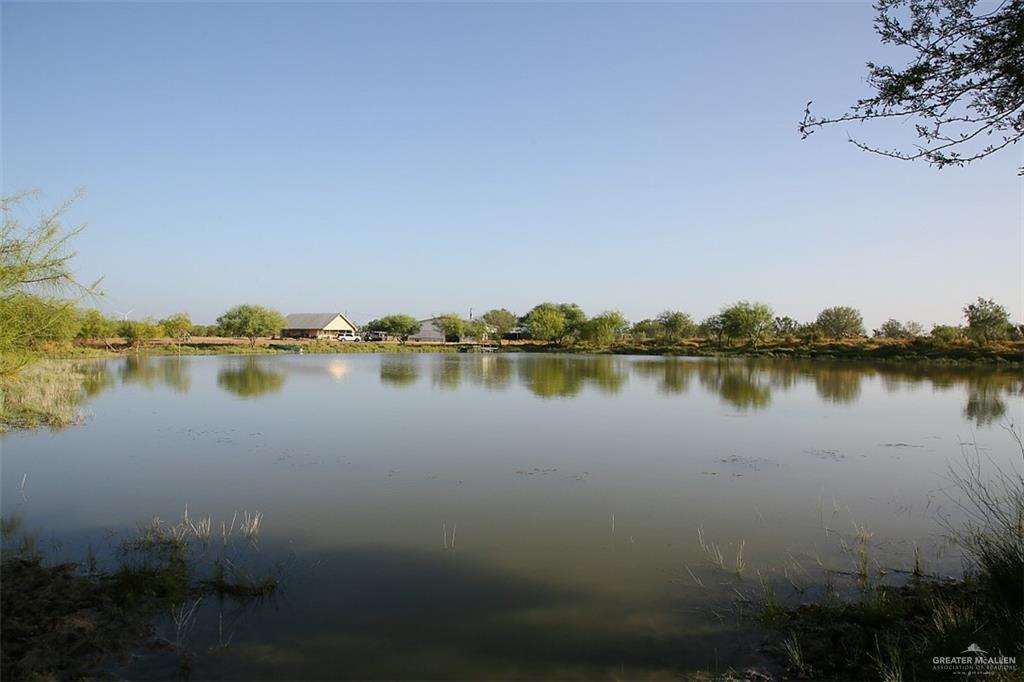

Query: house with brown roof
282 313 358 339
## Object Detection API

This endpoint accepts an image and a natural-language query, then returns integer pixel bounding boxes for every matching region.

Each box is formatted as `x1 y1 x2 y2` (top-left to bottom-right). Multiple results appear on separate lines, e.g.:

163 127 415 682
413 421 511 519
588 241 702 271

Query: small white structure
282 313 358 339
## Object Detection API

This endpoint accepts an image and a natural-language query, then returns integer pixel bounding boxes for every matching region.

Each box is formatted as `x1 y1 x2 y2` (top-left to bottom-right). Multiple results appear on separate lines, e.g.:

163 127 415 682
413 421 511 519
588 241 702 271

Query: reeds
239 511 263 543
442 522 457 550
697 526 725 569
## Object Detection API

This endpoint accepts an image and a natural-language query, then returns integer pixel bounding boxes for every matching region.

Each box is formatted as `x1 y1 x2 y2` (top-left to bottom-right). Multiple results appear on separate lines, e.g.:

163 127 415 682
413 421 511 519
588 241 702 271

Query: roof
284 312 357 330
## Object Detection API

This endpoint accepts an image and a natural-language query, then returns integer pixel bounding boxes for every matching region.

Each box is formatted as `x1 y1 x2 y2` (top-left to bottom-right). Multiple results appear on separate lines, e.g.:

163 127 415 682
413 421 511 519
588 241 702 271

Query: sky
2 1 1020 328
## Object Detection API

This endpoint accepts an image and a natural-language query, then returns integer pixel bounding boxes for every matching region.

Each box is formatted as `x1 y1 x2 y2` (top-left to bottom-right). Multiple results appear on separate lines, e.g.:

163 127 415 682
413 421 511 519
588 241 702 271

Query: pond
2 353 1021 679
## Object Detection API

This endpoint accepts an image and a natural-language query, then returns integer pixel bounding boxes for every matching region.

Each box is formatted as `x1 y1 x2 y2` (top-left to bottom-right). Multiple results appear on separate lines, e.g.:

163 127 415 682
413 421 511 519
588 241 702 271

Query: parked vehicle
336 330 360 342
364 331 388 342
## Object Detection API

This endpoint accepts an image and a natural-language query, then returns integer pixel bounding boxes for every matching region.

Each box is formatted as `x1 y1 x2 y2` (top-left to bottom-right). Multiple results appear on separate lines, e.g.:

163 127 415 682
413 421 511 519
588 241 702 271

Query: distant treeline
62 297 1023 349
2 193 1020 377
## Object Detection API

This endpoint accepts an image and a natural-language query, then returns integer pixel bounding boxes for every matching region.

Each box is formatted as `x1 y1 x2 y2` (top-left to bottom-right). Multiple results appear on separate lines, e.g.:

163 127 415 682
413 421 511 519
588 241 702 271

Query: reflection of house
282 313 358 339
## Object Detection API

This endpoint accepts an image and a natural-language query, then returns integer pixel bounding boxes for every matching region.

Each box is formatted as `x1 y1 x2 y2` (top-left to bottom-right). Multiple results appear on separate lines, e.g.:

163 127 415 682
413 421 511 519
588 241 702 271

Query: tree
631 318 660 340
366 314 421 343
931 324 965 344
800 0 1024 173
796 322 825 342
159 312 192 346
433 313 465 343
582 310 629 346
216 304 286 347
119 318 160 349
464 318 491 342
481 308 516 344
699 314 726 346
655 310 696 342
1 192 98 374
720 301 775 347
190 324 220 337
963 297 1010 343
774 316 799 337
815 306 865 339
524 304 567 343
875 318 926 338
556 303 588 341
78 309 115 343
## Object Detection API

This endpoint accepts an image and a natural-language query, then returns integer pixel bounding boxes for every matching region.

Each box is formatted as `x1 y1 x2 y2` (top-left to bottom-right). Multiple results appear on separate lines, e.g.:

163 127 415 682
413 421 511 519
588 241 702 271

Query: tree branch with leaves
800 0 1024 173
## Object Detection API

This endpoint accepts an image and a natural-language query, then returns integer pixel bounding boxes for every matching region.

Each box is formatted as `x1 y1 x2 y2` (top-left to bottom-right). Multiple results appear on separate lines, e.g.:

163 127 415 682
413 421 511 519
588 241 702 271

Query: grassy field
18 335 1024 365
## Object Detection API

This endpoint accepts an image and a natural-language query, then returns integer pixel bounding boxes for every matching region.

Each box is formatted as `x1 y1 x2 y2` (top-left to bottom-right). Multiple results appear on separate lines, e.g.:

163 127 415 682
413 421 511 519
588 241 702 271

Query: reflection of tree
380 358 419 388
432 357 462 391
465 355 513 390
118 356 191 393
963 375 1012 426
217 359 285 398
813 367 861 404
80 363 114 397
632 359 694 394
696 360 772 410
518 356 626 398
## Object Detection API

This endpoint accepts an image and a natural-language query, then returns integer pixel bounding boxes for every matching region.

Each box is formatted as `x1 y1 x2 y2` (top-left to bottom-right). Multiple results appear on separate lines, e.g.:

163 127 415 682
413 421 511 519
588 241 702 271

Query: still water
2 353 1022 679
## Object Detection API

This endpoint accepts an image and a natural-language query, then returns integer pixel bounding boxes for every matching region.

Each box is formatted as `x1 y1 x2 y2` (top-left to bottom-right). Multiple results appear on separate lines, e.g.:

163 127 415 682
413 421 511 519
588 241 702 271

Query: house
282 313 358 339
408 317 472 343
408 317 446 343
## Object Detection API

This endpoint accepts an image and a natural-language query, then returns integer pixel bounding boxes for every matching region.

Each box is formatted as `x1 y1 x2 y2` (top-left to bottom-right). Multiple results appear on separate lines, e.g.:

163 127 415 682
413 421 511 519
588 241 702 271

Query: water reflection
119 356 191 393
632 359 693 394
466 355 514 390
216 358 286 398
3 355 1021 430
380 357 419 387
812 366 862 404
695 360 773 410
432 356 463 390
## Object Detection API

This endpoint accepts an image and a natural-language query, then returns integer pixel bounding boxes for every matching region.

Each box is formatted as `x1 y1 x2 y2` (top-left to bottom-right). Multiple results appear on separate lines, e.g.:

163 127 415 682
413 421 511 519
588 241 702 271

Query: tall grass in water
943 427 1024 624
0 361 93 431
752 427 1024 680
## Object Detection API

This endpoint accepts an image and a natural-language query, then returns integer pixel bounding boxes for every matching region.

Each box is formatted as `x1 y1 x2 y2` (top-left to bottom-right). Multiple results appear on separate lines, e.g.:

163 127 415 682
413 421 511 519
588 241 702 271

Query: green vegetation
964 297 1012 344
815 306 865 339
1 192 97 375
580 310 628 346
159 312 192 346
118 318 161 348
1 507 280 680
800 0 1023 173
874 318 925 339
481 308 516 343
364 314 421 342
721 301 775 347
433 312 465 343
216 304 286 347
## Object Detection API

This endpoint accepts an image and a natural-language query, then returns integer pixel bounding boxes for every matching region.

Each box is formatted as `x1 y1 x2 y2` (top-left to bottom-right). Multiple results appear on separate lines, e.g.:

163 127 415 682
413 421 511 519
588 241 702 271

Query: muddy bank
1 558 155 681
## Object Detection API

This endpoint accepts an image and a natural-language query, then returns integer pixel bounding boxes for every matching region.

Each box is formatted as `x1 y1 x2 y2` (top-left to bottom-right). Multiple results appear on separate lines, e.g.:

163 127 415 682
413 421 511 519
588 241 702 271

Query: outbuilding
282 313 358 339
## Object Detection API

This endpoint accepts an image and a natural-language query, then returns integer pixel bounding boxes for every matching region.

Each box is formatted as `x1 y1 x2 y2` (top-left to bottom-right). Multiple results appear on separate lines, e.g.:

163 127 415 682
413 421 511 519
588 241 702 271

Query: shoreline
36 336 1024 365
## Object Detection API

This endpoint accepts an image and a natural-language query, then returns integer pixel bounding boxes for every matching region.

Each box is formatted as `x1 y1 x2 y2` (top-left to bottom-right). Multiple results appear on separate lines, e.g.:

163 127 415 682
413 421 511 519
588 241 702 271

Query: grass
534 336 1024 364
1 505 282 680
33 334 1024 364
0 360 94 431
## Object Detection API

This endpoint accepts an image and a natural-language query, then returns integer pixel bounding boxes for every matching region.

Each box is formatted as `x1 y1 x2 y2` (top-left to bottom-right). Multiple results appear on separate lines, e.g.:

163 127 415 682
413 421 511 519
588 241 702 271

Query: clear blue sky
3 2 1020 327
